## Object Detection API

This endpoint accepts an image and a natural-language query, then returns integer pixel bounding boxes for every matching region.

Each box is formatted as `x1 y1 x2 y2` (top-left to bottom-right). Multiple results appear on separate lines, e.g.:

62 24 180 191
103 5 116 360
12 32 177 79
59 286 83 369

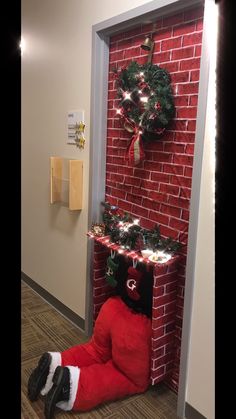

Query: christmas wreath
113 61 175 165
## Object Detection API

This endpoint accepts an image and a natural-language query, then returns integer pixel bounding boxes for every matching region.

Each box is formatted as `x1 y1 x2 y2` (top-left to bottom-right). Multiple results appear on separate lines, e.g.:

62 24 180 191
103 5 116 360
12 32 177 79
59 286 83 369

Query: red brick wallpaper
92 238 181 387
105 5 204 392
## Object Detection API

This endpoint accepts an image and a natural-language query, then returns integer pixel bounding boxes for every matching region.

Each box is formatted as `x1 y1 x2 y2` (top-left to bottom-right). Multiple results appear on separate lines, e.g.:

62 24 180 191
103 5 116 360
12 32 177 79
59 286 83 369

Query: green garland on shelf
101 202 182 254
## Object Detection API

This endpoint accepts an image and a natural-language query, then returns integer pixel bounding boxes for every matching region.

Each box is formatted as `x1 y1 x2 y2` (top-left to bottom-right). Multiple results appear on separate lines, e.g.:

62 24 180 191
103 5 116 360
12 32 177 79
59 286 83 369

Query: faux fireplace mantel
87 232 179 267
88 233 180 386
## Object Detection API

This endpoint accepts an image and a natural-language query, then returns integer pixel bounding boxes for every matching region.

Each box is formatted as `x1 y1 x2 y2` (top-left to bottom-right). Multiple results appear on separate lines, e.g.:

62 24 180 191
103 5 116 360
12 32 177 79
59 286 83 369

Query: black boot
28 352 52 401
44 366 70 419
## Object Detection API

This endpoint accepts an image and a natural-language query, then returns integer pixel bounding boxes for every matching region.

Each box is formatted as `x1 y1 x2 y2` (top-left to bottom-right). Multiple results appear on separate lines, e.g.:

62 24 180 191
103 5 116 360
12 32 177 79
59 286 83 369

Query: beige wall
21 0 152 319
185 1 216 418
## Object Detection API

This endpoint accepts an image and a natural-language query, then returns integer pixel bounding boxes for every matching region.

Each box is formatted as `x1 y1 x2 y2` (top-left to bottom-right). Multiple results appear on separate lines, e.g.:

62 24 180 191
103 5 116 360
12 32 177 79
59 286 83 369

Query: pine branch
101 203 182 254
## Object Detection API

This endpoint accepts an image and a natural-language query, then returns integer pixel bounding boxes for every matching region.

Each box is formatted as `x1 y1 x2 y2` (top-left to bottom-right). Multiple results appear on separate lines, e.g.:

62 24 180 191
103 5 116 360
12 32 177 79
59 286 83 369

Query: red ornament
155 101 161 110
138 81 148 90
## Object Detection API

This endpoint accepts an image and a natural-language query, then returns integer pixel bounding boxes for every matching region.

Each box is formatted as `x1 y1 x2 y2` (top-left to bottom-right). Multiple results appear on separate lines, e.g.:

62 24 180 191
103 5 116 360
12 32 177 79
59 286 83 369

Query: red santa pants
59 296 152 411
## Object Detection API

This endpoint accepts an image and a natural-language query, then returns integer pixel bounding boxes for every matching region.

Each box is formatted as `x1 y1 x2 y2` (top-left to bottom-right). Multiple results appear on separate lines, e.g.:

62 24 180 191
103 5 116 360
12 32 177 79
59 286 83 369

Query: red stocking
125 266 143 301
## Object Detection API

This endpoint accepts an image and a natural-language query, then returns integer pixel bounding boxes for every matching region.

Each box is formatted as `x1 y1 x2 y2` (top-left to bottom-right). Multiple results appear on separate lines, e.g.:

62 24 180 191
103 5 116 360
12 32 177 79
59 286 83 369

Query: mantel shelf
87 232 179 268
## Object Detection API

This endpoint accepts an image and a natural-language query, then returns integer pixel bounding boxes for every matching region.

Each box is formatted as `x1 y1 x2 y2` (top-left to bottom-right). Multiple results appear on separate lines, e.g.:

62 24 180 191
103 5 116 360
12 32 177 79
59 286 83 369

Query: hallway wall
21 0 152 319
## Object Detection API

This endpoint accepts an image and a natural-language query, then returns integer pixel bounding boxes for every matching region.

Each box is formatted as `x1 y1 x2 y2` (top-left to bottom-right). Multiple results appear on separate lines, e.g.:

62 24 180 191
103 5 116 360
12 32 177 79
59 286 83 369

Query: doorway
86 0 212 416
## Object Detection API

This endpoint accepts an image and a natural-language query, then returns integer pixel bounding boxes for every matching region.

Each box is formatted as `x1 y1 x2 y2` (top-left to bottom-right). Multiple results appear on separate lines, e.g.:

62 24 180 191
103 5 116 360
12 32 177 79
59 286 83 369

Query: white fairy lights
123 92 132 100
140 96 148 103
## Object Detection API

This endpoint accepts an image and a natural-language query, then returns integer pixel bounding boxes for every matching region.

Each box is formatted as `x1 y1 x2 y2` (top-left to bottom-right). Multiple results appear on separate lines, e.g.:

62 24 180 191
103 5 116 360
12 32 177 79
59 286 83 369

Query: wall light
19 37 26 55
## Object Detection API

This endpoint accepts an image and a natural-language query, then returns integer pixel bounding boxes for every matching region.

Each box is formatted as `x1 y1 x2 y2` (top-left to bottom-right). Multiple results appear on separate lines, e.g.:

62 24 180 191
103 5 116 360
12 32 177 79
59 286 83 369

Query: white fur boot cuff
56 366 80 411
40 352 61 396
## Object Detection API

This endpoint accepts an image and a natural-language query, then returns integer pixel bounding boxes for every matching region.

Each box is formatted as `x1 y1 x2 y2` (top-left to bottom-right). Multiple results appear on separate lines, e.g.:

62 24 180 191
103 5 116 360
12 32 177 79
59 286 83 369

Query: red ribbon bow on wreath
126 125 145 166
118 111 145 166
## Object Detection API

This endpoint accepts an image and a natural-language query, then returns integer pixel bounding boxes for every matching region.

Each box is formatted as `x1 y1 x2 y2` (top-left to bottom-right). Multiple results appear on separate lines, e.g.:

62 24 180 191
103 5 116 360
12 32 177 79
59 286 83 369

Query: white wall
185 1 216 418
21 0 152 319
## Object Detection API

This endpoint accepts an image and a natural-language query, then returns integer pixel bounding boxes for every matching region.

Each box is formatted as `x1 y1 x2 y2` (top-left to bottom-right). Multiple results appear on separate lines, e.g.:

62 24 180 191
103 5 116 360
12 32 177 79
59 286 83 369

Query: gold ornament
75 121 86 149
78 137 85 148
91 223 105 236
140 36 154 63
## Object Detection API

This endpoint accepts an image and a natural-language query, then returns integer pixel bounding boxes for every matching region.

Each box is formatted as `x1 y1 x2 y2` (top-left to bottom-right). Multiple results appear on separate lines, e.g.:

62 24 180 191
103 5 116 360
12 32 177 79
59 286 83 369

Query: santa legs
28 296 152 417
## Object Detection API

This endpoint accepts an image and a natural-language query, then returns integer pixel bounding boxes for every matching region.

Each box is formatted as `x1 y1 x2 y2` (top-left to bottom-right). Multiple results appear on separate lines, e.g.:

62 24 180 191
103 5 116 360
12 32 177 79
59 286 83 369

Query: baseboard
21 272 85 331
185 402 207 419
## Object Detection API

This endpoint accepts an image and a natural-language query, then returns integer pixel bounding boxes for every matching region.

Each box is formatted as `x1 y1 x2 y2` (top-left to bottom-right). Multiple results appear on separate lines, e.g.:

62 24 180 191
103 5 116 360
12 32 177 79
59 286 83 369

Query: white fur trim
56 366 80 411
40 352 61 396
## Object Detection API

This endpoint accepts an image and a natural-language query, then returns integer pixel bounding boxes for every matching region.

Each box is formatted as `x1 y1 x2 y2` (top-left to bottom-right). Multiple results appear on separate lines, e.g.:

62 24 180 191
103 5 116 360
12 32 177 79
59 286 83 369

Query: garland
113 61 175 165
102 202 182 254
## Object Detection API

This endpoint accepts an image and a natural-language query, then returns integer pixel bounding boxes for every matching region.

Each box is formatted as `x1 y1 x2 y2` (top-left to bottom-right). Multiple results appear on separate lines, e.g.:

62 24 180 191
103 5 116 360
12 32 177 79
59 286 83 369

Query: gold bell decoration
141 36 154 63
75 121 86 149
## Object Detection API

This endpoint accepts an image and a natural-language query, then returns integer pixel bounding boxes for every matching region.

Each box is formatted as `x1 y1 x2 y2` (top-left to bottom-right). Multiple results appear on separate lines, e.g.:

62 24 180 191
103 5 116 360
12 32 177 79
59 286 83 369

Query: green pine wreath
113 61 175 141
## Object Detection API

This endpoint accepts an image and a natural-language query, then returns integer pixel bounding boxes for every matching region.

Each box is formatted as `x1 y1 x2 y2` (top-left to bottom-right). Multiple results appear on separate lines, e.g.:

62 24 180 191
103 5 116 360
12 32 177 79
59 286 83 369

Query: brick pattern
92 241 114 322
151 260 179 385
106 7 204 241
92 239 180 386
104 5 204 393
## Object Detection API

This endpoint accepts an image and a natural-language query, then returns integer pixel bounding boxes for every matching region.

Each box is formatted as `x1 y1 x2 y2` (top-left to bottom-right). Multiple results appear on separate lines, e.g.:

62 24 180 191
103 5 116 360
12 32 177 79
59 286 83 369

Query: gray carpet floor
21 281 178 418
